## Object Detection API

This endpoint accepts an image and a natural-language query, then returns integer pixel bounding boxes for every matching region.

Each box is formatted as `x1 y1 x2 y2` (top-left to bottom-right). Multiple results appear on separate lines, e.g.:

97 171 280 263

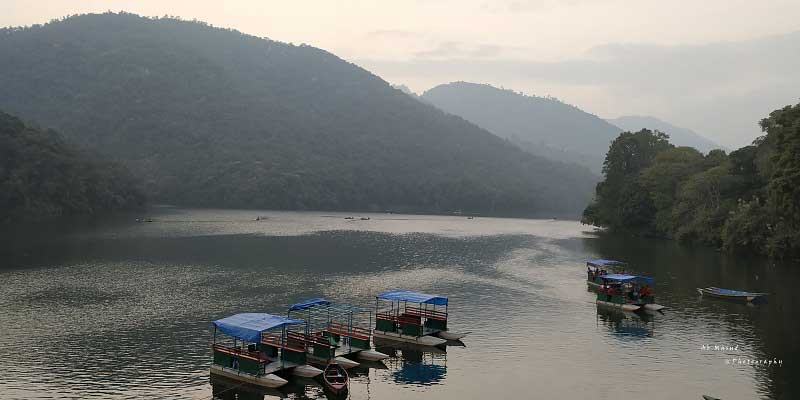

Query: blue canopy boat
374 290 467 345
595 274 666 312
210 313 322 387
697 287 768 302
287 297 388 365
586 259 626 289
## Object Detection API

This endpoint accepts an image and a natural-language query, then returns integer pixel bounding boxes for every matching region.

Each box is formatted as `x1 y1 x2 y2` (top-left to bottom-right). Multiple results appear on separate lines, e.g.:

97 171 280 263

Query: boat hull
291 364 323 378
437 330 470 341
642 303 666 311
373 330 447 346
697 287 766 302
356 349 389 361
596 299 640 312
209 365 288 389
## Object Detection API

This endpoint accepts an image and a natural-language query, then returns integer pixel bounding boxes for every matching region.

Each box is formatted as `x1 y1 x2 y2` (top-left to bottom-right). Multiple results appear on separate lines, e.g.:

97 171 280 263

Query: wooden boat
702 395 721 400
322 362 349 395
697 287 768 302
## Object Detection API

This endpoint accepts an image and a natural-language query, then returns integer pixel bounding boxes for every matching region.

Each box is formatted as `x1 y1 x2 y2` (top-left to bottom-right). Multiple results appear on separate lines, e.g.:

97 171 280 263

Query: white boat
356 349 389 361
210 365 288 388
291 364 323 378
437 330 471 341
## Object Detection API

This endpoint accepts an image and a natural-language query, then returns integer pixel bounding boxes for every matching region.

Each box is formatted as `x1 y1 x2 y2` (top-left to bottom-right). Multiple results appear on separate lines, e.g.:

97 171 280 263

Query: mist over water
0 208 795 399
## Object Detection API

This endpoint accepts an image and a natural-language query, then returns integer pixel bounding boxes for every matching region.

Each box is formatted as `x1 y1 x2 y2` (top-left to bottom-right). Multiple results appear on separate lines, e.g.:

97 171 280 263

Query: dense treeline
0 111 145 222
583 102 800 259
0 13 597 217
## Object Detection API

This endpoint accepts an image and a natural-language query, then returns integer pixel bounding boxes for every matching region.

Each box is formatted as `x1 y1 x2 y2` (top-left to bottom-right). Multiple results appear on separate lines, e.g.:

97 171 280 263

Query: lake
0 208 796 400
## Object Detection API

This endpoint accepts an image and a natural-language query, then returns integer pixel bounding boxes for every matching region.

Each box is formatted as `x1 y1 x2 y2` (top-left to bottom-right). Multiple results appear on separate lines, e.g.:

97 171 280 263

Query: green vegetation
0 13 597 217
583 102 800 259
0 111 145 222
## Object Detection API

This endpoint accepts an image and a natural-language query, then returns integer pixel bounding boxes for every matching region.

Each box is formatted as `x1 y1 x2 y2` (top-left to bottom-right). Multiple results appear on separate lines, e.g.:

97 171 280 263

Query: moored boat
697 287 768 302
374 290 464 346
287 297 385 367
322 362 349 395
210 313 316 388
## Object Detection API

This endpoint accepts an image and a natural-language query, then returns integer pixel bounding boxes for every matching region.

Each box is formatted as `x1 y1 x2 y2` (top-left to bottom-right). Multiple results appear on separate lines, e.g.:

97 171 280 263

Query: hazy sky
2 0 799 147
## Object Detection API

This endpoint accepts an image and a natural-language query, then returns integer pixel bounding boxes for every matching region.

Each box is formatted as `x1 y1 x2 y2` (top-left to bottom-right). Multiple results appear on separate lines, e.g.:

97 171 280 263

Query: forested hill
0 13 597 217
0 111 145 222
421 82 622 173
583 102 800 259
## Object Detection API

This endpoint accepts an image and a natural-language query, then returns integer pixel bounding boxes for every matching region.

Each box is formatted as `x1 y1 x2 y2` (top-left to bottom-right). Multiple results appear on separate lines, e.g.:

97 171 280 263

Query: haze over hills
421 82 621 173
0 110 144 221
607 115 723 153
0 12 598 217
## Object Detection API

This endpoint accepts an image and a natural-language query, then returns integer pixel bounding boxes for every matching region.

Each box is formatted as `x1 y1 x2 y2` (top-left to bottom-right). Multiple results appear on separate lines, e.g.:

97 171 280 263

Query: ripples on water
0 208 796 399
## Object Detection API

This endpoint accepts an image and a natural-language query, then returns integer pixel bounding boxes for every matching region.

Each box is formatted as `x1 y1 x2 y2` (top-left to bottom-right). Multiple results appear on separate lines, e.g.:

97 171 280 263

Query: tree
762 103 800 258
639 146 705 235
583 129 672 233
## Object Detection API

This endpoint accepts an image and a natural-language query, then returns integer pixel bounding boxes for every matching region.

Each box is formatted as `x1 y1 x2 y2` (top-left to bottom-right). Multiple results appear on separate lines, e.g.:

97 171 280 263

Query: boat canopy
213 313 304 343
599 274 655 285
288 298 332 311
377 290 448 306
587 259 626 268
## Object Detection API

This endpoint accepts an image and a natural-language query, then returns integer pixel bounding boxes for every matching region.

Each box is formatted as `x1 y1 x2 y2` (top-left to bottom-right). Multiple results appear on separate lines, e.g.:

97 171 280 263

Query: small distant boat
697 287 768 302
702 395 721 400
322 362 348 395
360 217 370 220
344 216 354 220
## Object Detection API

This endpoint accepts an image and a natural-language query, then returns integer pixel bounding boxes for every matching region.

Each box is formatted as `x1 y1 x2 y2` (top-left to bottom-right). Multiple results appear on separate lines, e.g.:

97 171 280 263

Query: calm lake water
0 208 797 400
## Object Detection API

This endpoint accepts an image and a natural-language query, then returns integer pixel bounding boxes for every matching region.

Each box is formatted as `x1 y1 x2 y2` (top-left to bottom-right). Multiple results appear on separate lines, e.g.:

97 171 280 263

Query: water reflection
595 306 654 339
0 209 797 399
373 340 448 386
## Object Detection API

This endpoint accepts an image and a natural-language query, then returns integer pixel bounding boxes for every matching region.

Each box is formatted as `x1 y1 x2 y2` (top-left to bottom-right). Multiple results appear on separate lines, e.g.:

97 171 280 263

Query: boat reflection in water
373 337 449 386
210 374 329 400
595 306 655 339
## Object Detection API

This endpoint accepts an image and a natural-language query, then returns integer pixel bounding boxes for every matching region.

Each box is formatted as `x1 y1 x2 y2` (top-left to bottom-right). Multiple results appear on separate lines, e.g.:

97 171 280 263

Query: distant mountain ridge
606 116 723 153
0 12 597 217
421 82 621 173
